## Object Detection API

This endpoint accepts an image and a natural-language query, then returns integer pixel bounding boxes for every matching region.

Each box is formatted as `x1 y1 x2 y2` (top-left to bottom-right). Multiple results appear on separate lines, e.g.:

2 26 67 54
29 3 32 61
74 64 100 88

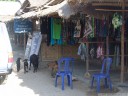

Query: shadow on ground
12 45 124 96
15 67 87 96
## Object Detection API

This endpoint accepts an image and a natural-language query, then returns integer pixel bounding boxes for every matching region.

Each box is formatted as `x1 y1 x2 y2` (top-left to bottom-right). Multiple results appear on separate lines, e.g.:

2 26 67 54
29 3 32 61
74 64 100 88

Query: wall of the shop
41 43 61 61
41 43 80 61
61 44 79 58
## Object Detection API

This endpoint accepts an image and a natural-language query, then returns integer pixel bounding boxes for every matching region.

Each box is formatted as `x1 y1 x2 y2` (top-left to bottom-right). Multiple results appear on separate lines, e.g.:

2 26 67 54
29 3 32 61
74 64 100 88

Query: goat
29 54 39 73
16 58 21 72
23 59 29 73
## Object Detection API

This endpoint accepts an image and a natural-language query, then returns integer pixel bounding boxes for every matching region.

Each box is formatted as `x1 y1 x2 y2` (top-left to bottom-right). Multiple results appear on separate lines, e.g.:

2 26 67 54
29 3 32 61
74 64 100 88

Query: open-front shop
16 0 128 87
39 12 128 80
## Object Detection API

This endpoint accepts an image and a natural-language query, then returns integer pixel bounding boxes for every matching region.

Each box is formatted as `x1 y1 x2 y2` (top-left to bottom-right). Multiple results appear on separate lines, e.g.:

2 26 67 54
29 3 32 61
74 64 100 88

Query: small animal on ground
29 54 39 73
23 59 29 73
16 58 21 72
48 61 58 78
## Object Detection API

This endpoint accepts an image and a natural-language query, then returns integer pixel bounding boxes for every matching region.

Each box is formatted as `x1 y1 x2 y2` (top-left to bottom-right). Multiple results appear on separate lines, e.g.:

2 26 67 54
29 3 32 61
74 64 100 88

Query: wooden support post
126 42 128 69
24 33 26 51
106 36 109 57
86 42 89 71
84 42 90 78
121 0 125 83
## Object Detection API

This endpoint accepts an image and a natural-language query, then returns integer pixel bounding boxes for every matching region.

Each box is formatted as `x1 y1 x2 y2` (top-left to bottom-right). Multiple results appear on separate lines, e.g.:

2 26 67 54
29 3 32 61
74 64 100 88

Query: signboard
14 19 32 33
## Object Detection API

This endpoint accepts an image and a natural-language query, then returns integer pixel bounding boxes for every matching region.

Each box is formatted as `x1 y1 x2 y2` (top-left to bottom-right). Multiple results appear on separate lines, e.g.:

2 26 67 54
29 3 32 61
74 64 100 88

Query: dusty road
0 46 88 96
0 66 87 96
0 46 123 96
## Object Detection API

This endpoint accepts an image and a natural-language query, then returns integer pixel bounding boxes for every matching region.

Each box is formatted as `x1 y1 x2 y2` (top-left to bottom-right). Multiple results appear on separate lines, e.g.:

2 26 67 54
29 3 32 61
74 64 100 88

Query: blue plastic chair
91 57 112 92
55 57 75 90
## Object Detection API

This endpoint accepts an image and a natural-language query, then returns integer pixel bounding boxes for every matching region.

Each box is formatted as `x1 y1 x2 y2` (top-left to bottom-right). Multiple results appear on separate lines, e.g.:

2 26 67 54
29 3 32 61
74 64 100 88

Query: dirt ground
0 45 127 96
0 68 88 96
0 45 88 96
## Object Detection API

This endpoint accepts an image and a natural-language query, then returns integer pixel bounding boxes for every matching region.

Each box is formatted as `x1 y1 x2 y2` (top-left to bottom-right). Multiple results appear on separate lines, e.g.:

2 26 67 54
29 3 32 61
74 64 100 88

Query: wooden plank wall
61 44 80 58
41 43 79 61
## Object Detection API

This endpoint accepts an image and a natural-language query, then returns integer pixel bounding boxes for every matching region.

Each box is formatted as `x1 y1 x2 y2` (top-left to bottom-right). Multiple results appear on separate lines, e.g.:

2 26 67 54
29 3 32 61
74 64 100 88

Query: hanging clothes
113 45 120 68
77 43 87 61
116 45 120 67
52 18 62 39
102 18 108 37
62 20 76 45
51 18 55 45
74 20 81 38
67 20 75 45
47 17 51 46
96 45 104 59
61 19 67 45
80 19 85 38
95 19 100 37
83 20 92 37
90 45 95 59
95 18 108 37
108 16 114 37
50 18 62 46
112 13 122 30
113 45 117 68
40 17 48 34
115 27 121 38
88 17 94 38
125 18 128 38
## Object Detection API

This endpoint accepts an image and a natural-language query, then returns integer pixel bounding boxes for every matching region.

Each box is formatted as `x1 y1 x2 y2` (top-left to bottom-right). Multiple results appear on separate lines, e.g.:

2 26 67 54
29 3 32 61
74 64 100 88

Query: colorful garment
50 18 62 45
51 18 55 45
52 18 62 39
84 20 92 37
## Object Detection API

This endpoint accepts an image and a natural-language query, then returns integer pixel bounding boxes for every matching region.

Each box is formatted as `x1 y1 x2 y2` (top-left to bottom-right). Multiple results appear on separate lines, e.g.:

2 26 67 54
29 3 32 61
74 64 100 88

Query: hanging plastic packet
112 13 122 30
90 48 94 59
74 20 81 38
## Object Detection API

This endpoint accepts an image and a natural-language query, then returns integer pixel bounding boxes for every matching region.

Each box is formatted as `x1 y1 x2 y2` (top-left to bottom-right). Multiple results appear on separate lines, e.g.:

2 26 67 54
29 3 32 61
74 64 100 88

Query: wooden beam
95 9 128 12
121 0 125 83
92 2 127 7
